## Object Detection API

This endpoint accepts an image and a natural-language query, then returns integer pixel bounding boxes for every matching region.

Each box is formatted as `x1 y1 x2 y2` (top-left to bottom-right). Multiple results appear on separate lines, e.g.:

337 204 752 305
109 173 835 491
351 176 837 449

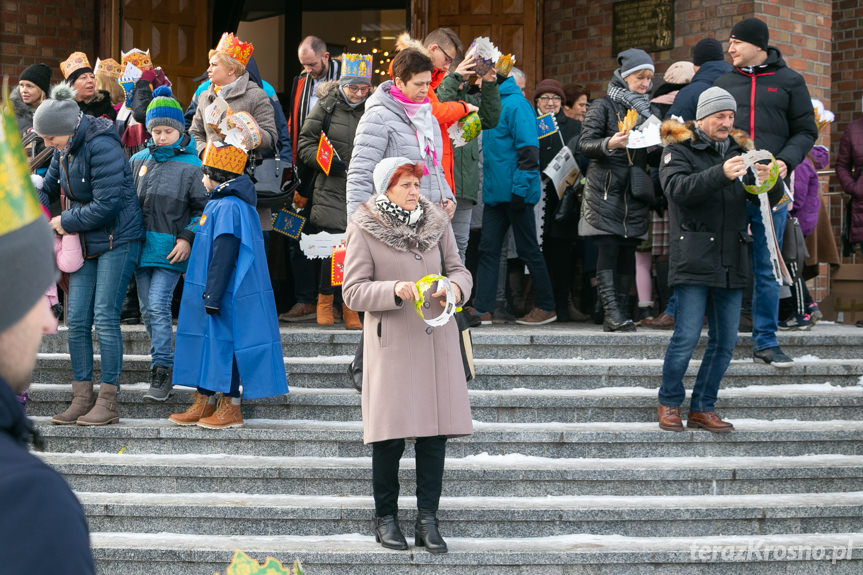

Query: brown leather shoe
169 392 217 426
278 302 316 322
658 404 684 432
515 308 557 326
687 411 734 433
641 312 674 329
317 294 334 325
197 396 244 429
342 305 362 330
52 380 94 424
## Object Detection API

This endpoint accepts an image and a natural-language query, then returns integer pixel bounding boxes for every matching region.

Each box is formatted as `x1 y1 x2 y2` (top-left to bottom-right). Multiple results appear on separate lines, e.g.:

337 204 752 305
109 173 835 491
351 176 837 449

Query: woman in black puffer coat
578 48 661 332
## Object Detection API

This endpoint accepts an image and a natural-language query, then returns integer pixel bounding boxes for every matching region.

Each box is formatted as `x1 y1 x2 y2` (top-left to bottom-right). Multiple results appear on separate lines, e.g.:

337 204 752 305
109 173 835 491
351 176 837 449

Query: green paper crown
219 550 304 575
0 87 44 236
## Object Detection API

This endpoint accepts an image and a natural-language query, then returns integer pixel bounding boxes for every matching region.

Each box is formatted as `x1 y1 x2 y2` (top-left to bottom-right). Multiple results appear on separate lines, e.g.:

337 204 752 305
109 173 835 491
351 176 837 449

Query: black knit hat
730 18 769 51
692 39 725 66
19 63 53 96
66 66 94 85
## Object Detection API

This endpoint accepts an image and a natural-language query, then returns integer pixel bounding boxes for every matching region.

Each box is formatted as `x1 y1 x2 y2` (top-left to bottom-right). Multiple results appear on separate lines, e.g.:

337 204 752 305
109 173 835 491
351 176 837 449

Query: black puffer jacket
539 111 581 240
578 96 660 239
77 89 117 121
659 120 783 289
713 47 817 172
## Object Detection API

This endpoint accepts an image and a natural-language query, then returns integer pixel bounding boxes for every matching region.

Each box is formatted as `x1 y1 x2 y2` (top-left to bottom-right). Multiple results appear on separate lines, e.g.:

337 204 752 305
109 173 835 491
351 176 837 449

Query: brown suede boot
168 392 217 426
51 380 95 425
343 305 362 330
77 383 119 426
317 293 335 325
197 396 244 429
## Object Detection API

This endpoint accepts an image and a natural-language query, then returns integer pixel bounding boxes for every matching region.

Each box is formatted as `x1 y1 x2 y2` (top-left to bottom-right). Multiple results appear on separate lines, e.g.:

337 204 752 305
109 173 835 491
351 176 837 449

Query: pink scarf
389 83 437 174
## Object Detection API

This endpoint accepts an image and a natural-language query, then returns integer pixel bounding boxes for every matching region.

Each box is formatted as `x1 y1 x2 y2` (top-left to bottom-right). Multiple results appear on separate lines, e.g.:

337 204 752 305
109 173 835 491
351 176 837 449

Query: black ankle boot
414 508 447 554
373 514 408 550
596 270 635 332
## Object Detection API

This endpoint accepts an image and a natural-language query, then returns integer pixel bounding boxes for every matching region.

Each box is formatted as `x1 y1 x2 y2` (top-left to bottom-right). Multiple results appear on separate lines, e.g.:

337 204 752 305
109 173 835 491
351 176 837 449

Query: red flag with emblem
316 131 334 176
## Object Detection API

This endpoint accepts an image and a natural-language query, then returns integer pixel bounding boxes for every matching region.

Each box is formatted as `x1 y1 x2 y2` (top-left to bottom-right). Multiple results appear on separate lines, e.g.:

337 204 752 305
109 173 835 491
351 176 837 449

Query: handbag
554 176 584 224
628 164 656 206
782 215 809 278
439 243 475 381
249 153 301 209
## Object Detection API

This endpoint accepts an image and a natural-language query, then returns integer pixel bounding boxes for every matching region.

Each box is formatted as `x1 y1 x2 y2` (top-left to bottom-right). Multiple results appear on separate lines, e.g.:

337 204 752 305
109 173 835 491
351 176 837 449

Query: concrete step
25 382 863 423
38 323 863 360
32 416 863 459
79 491 863 539
90 531 863 574
32 354 863 389
40 452 863 497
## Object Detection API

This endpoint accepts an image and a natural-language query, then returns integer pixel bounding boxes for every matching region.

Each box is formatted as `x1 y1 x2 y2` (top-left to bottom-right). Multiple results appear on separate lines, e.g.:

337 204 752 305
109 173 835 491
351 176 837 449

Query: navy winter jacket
43 114 145 258
667 60 733 121
0 378 95 574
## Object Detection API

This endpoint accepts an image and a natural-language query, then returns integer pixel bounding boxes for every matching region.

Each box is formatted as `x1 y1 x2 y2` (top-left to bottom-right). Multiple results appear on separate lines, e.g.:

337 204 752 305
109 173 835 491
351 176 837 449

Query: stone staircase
27 323 863 574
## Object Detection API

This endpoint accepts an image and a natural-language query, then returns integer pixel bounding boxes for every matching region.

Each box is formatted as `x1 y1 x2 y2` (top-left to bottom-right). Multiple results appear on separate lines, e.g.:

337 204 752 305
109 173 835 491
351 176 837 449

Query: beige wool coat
343 196 474 444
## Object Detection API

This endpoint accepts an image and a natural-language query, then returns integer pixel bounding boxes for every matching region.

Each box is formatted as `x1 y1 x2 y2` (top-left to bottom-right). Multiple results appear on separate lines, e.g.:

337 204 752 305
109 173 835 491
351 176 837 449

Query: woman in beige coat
342 157 473 554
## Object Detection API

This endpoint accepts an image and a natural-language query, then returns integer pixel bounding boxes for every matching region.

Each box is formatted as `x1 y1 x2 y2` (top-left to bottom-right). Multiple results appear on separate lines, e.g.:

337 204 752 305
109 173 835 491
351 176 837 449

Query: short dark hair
202 165 241 184
563 83 590 107
391 49 434 83
423 27 463 58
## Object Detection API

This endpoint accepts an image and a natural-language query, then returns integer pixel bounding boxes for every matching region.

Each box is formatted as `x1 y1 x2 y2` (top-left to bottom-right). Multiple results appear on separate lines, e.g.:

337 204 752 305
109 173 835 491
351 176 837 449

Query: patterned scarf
388 83 438 174
376 193 424 229
298 59 341 129
606 70 653 124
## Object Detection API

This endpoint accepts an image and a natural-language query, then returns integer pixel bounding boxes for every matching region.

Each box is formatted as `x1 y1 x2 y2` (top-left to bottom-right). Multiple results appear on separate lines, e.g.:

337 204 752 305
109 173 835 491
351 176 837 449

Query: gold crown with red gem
202 141 248 175
215 33 254 67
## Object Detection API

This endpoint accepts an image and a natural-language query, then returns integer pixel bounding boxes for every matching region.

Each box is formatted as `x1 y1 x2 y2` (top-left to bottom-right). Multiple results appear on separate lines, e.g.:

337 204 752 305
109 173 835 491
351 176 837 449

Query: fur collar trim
10 87 35 123
661 119 753 150
351 195 449 253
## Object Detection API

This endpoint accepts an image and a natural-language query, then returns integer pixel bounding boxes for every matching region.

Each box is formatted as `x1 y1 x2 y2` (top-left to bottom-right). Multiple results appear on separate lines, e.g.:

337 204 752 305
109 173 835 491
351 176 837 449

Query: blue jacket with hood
481 76 541 206
43 114 144 258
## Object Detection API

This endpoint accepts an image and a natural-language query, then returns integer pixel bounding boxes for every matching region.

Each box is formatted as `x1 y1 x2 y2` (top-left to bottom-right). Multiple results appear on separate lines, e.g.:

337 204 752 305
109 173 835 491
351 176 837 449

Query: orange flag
316 132 335 176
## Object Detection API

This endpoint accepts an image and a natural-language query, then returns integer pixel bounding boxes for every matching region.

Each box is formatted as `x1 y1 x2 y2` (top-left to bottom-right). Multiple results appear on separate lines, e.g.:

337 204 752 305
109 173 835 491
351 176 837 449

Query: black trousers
372 435 447 517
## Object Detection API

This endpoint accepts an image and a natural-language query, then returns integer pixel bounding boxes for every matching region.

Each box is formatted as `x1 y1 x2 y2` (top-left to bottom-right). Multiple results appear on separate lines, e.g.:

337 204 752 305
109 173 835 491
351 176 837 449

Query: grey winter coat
346 81 454 216
298 81 366 231
342 196 473 444
189 71 277 157
10 86 49 170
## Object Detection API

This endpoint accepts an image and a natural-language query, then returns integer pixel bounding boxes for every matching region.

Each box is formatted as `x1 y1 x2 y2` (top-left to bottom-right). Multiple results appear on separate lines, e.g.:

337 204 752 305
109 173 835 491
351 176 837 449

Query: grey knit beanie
617 48 654 78
696 86 737 121
33 83 81 137
373 156 416 196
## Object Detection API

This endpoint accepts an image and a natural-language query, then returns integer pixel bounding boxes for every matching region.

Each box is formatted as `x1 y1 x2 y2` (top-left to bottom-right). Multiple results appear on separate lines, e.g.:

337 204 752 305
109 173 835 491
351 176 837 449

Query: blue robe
173 175 288 399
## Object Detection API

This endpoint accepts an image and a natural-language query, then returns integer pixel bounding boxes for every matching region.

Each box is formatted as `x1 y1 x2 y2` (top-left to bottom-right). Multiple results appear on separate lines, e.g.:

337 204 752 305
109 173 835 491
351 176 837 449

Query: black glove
510 194 527 212
328 158 347 177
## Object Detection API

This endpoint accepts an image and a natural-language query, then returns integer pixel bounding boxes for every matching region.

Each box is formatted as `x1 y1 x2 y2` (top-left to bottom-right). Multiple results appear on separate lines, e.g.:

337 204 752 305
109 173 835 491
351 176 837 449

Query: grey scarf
606 70 653 124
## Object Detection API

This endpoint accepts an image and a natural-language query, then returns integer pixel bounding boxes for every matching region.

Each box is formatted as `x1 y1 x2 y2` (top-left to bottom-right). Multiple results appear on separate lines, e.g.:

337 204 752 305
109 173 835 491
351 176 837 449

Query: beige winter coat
343 196 473 444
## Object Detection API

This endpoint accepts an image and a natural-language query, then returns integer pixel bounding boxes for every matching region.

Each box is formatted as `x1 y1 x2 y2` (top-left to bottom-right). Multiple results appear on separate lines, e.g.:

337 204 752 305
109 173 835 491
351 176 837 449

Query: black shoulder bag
439 243 476 382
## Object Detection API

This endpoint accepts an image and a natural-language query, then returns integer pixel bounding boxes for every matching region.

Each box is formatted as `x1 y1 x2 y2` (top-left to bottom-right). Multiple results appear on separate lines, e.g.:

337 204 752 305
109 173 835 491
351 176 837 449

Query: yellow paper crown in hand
216 550 304 575
617 108 638 132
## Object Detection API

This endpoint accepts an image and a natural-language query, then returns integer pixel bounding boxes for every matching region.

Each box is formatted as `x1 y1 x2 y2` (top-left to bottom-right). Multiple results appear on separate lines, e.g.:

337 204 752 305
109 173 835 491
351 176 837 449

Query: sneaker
278 302 316 322
753 346 794 368
515 308 557 326
143 365 173 401
807 302 822 324
778 313 812 331
473 310 493 326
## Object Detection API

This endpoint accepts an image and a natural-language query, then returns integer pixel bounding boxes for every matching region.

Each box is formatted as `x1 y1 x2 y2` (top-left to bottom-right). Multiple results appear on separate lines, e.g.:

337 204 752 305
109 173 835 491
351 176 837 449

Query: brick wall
0 0 97 86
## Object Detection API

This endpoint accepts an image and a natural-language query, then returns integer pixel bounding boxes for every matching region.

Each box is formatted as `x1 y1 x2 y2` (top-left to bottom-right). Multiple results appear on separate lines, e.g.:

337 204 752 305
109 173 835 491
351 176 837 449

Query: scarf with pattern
388 83 438 174
606 70 653 124
375 193 424 229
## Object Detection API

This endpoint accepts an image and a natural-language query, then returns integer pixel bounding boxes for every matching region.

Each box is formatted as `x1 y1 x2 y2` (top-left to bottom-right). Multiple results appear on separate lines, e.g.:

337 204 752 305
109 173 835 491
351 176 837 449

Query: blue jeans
659 283 741 413
67 241 141 386
474 202 555 315
136 267 181 369
665 291 677 316
747 202 787 351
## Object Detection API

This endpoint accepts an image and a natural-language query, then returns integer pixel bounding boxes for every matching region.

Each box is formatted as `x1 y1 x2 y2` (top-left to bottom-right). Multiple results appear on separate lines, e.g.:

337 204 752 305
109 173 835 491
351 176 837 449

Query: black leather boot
373 515 408 550
596 270 635 332
414 508 447 554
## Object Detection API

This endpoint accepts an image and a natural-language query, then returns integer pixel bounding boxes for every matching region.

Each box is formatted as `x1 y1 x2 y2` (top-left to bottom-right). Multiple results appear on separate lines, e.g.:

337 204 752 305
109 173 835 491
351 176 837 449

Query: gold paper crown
202 141 248 175
94 58 123 79
215 33 254 67
121 48 154 71
0 94 45 235
60 52 91 79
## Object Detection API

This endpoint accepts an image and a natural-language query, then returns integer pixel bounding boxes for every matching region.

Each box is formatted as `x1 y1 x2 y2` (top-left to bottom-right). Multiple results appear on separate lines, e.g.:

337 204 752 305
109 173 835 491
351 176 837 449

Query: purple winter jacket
791 145 829 236
836 117 863 242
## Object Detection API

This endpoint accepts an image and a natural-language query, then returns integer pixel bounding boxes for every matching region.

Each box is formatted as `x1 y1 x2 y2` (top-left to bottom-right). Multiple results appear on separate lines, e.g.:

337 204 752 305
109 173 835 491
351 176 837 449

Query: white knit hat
373 156 416 196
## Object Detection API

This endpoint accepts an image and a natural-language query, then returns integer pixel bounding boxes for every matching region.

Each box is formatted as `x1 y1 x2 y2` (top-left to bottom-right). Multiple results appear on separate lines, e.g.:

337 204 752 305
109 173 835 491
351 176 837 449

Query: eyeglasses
438 45 454 65
345 85 370 95
538 95 562 102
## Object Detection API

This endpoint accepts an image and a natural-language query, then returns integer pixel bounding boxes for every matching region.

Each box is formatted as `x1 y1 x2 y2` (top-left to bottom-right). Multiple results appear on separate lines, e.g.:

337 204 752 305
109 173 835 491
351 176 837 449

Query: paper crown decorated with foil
220 111 262 151
94 58 124 79
202 141 248 175
60 52 91 79
496 53 516 77
465 37 502 77
0 93 45 235
448 111 482 148
216 32 254 67
812 98 834 134
215 550 304 575
121 48 153 71
341 53 373 81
